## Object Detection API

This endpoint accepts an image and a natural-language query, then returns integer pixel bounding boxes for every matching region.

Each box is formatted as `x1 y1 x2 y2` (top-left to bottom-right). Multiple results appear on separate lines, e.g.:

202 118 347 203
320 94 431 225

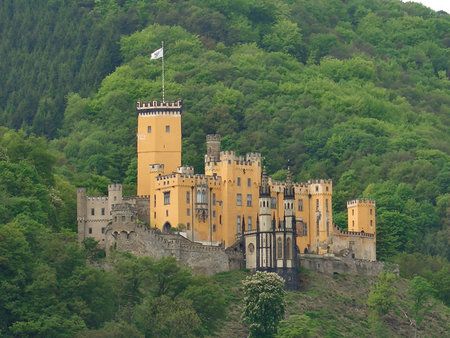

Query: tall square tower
136 100 182 196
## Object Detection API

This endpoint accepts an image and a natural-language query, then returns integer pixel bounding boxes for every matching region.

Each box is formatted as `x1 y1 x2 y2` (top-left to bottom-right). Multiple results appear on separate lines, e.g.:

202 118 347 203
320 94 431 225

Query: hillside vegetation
0 0 449 336
213 269 450 338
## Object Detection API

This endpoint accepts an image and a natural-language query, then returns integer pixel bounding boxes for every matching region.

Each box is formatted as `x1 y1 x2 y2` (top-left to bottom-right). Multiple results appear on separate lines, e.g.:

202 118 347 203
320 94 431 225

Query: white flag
150 47 163 59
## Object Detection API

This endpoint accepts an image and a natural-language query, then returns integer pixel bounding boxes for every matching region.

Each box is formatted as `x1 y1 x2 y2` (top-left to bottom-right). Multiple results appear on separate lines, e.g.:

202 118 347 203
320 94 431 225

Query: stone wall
299 254 386 276
105 223 241 275
330 225 376 261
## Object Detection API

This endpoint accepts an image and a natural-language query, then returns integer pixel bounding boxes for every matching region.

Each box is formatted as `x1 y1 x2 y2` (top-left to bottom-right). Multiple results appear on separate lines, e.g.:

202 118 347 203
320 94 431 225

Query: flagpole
161 41 165 103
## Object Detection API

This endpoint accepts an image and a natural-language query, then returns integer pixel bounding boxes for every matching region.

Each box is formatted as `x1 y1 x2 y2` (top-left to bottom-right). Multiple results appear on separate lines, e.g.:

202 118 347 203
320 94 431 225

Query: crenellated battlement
108 183 122 191
307 179 333 185
86 196 108 201
211 151 261 166
333 224 375 238
347 199 376 207
206 134 221 142
176 166 194 174
136 100 182 115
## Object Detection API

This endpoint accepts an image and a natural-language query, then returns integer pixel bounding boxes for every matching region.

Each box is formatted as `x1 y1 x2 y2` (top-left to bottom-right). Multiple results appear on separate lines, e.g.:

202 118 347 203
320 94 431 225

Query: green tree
133 295 201 337
367 272 397 316
276 314 316 338
242 272 286 338
408 276 436 329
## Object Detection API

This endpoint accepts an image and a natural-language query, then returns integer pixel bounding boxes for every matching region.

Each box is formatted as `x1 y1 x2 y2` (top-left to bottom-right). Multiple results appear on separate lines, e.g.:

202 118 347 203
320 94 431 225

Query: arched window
286 238 291 259
277 237 283 259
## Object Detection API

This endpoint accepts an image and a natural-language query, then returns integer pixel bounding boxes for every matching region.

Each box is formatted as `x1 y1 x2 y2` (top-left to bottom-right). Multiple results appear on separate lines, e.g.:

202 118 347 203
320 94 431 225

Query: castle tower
206 134 221 162
136 100 182 196
259 168 272 231
347 199 376 234
283 168 295 229
108 183 123 209
308 179 333 252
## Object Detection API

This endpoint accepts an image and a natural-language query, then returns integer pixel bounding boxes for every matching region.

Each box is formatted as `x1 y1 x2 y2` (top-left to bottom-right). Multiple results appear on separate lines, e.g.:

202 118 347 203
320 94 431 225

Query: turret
283 167 295 228
206 134 221 162
259 168 272 231
347 199 376 234
108 183 123 206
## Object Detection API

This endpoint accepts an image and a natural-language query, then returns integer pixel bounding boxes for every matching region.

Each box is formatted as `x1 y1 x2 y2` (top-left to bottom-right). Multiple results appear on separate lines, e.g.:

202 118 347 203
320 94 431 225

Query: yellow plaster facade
134 100 376 256
136 100 182 196
347 199 376 233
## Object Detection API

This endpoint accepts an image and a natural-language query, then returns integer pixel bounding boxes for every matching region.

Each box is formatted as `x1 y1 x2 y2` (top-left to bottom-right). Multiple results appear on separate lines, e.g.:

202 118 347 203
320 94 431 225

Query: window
237 177 241 186
236 216 241 234
286 238 291 259
101 208 105 216
325 199 329 212
326 186 329 192
316 199 319 210
212 193 216 205
299 222 308 237
247 178 251 187
212 224 216 232
370 220 373 227
326 220 329 236
166 210 169 217
122 216 125 222
315 186 319 192
187 208 190 216
89 228 92 234
370 209 373 215
219 215 222 224
212 210 216 218
248 243 255 253
298 199 303 212
186 191 190 204
352 220 355 227
246 194 252 207
187 222 190 230
114 216 117 222
270 197 277 209
91 208 95 216
154 212 156 219
248 216 252 231
277 237 283 259
147 126 151 133
114 196 117 201
154 195 156 207
352 209 354 216
101 227 105 234
165 125 170 132
236 193 242 206
164 191 170 205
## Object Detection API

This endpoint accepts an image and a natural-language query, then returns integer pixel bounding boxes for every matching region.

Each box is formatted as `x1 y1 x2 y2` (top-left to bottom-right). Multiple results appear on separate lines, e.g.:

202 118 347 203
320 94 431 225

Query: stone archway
163 222 172 233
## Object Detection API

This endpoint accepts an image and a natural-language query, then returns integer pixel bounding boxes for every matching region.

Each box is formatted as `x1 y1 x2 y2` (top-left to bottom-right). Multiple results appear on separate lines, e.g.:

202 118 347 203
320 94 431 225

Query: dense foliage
1 0 449 261
0 224 226 337
0 0 449 335
242 272 286 337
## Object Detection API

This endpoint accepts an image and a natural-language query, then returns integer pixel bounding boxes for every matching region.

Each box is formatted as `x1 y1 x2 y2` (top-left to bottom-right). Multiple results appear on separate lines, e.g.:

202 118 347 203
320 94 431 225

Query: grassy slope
213 269 450 337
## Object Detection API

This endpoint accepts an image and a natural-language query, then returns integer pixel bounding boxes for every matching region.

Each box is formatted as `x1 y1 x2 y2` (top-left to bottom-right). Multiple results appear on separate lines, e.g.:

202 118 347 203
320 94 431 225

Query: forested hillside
0 0 449 336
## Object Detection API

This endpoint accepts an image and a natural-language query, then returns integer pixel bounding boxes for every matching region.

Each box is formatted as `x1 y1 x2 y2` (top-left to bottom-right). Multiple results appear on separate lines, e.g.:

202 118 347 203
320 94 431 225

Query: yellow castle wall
347 200 376 234
137 112 182 196
205 153 262 247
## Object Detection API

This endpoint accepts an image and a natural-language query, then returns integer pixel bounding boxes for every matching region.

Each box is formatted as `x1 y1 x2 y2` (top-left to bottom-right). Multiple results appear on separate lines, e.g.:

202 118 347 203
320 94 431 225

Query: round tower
259 167 272 231
206 134 221 162
108 184 123 208
283 167 295 229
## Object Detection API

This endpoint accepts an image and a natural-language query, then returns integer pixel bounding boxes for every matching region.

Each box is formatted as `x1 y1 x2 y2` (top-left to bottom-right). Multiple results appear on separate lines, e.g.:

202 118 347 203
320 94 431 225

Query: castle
77 100 377 287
